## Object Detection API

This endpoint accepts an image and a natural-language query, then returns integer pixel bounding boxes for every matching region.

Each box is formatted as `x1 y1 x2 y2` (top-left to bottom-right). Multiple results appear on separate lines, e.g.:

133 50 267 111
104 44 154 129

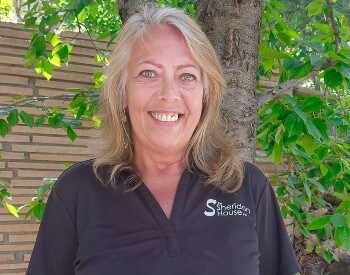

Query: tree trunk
117 0 263 162
117 0 152 22
196 0 263 162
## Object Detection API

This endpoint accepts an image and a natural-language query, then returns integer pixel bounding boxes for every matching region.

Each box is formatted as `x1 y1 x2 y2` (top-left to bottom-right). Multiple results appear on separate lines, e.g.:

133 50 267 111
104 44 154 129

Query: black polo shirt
26 160 300 275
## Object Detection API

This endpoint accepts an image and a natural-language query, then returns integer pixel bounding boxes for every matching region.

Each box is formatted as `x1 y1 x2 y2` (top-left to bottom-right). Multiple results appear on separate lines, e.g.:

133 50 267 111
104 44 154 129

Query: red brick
17 169 62 178
29 153 88 162
0 244 34 252
0 224 39 233
0 253 15 262
8 162 66 170
3 135 30 143
0 262 29 269
9 234 37 243
12 144 89 155
0 152 25 160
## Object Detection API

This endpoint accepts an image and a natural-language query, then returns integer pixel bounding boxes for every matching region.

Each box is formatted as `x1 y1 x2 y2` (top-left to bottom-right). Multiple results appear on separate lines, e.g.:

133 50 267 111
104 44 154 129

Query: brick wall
0 22 281 274
0 21 105 274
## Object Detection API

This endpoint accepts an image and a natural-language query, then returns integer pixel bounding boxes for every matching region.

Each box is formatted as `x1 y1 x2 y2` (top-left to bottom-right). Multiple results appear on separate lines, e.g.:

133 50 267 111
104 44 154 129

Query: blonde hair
93 4 244 193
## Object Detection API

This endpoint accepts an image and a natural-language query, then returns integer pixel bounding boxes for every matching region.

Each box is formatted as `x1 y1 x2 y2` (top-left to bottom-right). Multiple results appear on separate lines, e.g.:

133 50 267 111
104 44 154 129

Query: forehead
129 24 198 66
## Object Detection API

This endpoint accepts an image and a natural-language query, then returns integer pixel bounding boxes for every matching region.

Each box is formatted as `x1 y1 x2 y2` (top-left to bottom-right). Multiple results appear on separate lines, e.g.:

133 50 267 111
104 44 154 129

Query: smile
151 112 181 122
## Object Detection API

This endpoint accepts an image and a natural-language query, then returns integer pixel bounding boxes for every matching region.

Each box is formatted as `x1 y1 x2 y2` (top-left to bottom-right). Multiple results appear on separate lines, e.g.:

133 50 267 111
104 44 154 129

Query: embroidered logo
204 199 251 217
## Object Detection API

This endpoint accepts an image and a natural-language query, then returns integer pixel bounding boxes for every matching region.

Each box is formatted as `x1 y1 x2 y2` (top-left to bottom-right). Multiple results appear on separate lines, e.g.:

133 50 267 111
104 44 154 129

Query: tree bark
196 0 263 161
117 0 152 22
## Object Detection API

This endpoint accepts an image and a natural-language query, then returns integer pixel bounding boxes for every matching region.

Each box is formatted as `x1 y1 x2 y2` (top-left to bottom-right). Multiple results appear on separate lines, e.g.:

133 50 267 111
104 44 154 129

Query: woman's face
125 24 204 156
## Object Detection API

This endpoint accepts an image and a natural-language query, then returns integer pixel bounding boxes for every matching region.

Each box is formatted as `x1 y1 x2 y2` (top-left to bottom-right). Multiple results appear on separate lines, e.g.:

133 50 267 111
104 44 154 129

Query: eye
180 73 197 82
140 70 156 78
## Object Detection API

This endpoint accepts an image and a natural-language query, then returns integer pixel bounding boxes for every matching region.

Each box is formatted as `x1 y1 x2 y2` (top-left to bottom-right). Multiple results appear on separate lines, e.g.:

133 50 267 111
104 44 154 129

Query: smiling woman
26 4 300 275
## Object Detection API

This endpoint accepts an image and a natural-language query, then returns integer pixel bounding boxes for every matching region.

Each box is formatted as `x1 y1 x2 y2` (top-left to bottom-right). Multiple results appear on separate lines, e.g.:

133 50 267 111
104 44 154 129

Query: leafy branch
325 0 340 53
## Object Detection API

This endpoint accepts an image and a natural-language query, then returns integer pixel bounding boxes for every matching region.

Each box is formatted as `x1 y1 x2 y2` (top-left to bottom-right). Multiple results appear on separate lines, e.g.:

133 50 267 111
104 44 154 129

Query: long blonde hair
93 4 244 193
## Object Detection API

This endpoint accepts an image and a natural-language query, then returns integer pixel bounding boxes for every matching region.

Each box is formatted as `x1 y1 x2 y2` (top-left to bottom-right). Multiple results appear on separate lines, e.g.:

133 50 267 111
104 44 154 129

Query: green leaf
284 113 303 137
35 116 45 126
22 0 37 6
305 119 322 141
303 134 316 155
333 192 350 202
93 116 101 127
314 23 332 34
36 183 53 196
275 124 285 144
281 206 288 218
69 95 86 109
327 52 348 63
308 178 325 191
307 0 323 17
272 141 283 164
50 54 61 67
277 186 287 196
310 54 323 66
290 61 312 79
282 94 298 108
335 201 350 214
0 119 9 137
0 188 12 199
301 96 325 113
93 72 105 88
42 59 53 80
323 250 333 264
331 213 346 227
19 110 34 127
303 180 312 200
336 227 350 250
336 62 350 79
32 201 46 221
271 1 286 11
48 113 64 128
75 104 87 120
313 118 329 142
49 34 60 47
66 126 77 141
259 45 291 59
7 109 19 127
307 215 331 230
33 35 46 57
24 17 37 28
77 8 87 23
4 203 19 218
320 163 329 176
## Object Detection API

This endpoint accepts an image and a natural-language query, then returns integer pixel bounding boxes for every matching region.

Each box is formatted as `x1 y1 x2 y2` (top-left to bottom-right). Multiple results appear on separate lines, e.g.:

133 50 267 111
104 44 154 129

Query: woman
27 4 300 275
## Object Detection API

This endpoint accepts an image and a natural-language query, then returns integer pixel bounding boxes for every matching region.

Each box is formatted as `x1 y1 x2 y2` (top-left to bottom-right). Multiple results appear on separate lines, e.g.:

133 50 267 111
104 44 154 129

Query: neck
135 152 185 178
134 144 186 181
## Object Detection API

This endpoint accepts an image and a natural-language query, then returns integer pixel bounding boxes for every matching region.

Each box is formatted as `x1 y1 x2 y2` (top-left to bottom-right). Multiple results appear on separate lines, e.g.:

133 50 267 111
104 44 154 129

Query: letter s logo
204 199 217 217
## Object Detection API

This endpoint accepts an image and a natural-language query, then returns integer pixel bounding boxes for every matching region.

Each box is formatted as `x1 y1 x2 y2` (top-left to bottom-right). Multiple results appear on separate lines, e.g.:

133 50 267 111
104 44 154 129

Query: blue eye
140 70 156 78
180 73 196 82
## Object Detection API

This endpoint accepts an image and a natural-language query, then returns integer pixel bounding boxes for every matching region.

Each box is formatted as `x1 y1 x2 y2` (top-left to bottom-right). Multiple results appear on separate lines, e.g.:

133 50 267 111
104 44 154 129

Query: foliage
0 0 349 264
0 0 12 19
257 0 350 263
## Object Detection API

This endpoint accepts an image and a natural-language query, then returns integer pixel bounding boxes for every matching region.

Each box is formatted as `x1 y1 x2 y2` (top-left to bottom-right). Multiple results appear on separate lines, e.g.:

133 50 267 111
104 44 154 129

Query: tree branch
257 77 308 107
0 92 94 112
325 0 340 53
293 87 323 97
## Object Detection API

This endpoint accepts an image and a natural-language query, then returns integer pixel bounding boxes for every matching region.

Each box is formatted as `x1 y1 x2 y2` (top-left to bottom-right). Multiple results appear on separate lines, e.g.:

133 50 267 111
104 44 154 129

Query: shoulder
241 162 269 209
243 162 268 186
52 159 99 197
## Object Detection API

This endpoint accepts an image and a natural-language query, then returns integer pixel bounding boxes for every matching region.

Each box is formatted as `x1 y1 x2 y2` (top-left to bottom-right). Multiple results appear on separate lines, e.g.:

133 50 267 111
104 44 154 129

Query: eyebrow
137 60 200 70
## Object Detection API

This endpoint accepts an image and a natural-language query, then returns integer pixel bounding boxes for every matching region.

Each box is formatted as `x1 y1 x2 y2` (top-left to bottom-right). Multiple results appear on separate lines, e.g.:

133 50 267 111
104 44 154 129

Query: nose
158 77 180 101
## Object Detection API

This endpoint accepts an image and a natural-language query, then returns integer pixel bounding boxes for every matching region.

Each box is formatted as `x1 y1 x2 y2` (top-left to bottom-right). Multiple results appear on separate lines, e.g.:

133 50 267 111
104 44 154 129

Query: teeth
152 113 179 122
